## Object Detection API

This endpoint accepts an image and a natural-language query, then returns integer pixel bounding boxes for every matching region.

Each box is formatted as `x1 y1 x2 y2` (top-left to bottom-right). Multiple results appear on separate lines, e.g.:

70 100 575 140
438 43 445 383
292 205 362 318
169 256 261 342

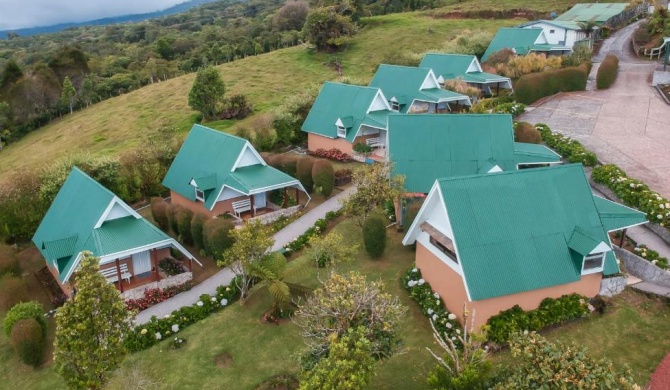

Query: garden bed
34 266 67 307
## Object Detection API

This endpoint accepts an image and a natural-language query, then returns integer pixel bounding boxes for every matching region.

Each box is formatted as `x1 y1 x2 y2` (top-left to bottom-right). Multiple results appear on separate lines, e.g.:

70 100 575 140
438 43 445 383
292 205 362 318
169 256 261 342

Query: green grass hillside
0 12 520 178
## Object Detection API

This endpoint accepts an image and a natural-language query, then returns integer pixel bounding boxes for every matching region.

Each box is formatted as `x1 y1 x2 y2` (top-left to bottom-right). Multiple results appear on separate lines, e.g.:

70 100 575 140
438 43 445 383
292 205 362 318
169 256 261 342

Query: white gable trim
335 118 344 127
209 184 246 211
231 142 266 172
189 178 198 187
420 70 441 90
367 89 392 113
94 197 141 229
591 241 611 254
466 57 482 73
488 165 503 173
535 30 549 44
100 239 200 264
62 251 84 283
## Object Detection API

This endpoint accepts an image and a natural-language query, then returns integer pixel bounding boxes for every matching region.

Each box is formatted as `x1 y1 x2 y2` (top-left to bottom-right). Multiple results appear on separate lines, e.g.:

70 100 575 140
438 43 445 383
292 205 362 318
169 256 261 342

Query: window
421 222 458 263
195 188 205 201
429 236 458 263
391 101 400 111
337 126 346 138
583 252 604 270
549 29 555 34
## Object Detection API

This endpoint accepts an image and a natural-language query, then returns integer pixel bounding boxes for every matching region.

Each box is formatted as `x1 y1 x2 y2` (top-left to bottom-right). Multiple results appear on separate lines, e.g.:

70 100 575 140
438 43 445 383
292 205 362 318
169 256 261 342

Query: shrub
562 45 592 68
4 301 46 337
596 54 619 90
352 143 373 154
191 213 207 249
440 30 493 58
159 258 186 276
166 203 179 234
491 102 525 116
362 213 387 258
204 218 236 258
514 65 588 105
176 206 194 246
482 48 515 69
485 294 589 344
514 122 542 144
252 124 277 152
443 79 480 98
311 148 351 162
150 197 169 231
296 157 315 193
312 160 334 197
275 155 299 177
334 168 353 186
382 50 422 66
0 275 30 311
10 318 45 367
495 52 562 79
535 123 597 166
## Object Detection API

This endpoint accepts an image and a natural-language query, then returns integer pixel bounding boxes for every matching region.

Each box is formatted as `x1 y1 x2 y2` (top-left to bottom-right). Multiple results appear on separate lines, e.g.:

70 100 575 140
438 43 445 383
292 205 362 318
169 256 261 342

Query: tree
299 326 375 390
219 220 274 302
188 66 226 120
0 101 11 150
293 271 405 362
362 213 386 258
0 59 23 89
492 332 640 390
79 74 96 107
54 252 132 390
342 162 404 226
306 232 357 268
303 6 356 51
577 20 598 40
247 252 310 310
274 1 310 31
60 76 77 114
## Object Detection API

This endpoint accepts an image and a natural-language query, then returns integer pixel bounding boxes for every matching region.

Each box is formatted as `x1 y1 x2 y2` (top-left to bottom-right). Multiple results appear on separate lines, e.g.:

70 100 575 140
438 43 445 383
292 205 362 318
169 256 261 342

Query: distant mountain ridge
0 0 220 39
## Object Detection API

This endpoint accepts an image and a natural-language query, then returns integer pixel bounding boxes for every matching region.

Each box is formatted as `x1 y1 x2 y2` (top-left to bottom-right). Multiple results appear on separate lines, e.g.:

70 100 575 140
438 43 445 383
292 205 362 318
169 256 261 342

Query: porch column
619 229 627 248
188 258 193 272
295 188 300 205
152 249 160 282
496 83 500 95
115 259 124 293
283 188 288 208
250 195 255 217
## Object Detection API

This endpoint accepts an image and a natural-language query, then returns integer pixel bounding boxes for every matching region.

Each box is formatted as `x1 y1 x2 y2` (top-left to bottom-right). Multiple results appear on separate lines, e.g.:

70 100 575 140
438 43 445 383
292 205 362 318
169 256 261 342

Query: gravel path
134 186 354 324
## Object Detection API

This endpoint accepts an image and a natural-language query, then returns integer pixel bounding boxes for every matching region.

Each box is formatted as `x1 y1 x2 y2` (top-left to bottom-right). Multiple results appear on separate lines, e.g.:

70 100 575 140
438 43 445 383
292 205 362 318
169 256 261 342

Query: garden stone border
121 272 193 300
598 275 627 297
614 247 670 288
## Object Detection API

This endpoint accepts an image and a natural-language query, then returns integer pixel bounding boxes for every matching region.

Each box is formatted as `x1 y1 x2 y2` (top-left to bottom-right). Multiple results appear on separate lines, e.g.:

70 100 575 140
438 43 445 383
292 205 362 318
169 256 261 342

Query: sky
0 0 186 30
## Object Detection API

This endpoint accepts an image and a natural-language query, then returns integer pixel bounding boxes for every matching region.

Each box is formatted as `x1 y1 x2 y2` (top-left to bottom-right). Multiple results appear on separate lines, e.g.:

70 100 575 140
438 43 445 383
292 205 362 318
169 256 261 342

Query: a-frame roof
555 3 627 24
32 168 180 282
593 196 647 232
420 53 512 85
482 27 571 61
163 124 303 210
369 64 469 113
387 114 561 193
301 82 390 142
405 164 647 301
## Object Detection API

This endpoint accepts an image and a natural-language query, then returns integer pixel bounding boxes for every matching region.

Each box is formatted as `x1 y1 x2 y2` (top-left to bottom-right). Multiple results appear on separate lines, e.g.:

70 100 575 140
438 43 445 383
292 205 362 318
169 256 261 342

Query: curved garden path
134 186 355 324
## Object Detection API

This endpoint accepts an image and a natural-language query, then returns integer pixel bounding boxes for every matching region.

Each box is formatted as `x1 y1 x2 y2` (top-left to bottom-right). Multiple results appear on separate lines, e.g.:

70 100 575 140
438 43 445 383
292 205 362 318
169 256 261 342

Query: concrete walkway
135 186 354 324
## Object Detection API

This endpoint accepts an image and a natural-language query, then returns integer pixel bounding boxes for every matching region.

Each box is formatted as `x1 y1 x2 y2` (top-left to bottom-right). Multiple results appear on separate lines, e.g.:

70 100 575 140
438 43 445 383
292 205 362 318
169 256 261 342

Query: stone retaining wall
599 275 627 297
615 246 670 288
250 205 302 225
121 272 192 300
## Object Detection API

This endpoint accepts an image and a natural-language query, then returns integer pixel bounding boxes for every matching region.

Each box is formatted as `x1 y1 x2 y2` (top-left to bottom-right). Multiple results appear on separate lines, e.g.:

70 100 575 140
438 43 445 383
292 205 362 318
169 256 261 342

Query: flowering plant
170 337 186 349
633 245 669 269
284 213 341 253
125 283 192 312
311 148 351 162
535 123 597 166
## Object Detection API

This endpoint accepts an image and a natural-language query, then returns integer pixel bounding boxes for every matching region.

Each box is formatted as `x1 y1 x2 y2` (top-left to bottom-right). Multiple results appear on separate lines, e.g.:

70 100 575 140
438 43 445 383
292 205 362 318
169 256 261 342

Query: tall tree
274 1 310 31
219 220 274 302
188 66 226 120
302 6 356 51
60 76 77 114
342 162 405 226
54 252 131 390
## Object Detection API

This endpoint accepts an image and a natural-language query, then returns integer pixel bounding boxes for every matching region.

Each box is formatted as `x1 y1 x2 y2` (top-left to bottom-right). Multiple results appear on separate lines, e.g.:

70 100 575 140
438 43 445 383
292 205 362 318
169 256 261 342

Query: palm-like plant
577 20 598 39
248 253 311 310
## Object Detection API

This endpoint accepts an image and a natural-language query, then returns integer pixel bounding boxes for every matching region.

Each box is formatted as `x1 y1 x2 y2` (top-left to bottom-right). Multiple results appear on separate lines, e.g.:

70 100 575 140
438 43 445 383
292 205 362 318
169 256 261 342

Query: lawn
433 0 629 13
0 12 518 179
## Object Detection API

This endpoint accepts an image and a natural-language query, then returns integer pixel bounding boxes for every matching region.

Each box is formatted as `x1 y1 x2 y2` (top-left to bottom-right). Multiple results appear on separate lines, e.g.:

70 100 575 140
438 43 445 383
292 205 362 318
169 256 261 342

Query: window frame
429 235 458 264
195 188 205 202
336 126 347 138
391 101 400 111
583 252 604 271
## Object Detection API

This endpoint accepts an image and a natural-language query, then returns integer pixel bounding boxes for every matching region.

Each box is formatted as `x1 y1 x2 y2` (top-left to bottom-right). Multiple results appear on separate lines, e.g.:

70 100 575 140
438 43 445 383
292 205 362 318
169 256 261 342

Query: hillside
0 12 520 178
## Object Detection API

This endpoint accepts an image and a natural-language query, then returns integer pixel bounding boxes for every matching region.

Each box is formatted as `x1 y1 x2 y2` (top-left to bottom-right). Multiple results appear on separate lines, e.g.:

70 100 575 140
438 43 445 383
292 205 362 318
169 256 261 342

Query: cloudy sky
0 0 186 30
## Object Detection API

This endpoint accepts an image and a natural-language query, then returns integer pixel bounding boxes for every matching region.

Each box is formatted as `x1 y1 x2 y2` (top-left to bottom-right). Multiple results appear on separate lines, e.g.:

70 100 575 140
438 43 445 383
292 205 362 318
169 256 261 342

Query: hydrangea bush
402 267 461 342
125 282 239 352
492 102 526 116
633 244 669 269
535 123 597 166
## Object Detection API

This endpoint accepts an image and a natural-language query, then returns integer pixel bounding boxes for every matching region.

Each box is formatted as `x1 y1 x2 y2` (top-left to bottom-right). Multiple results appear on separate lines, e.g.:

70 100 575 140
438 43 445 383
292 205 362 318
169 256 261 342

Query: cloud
0 0 186 30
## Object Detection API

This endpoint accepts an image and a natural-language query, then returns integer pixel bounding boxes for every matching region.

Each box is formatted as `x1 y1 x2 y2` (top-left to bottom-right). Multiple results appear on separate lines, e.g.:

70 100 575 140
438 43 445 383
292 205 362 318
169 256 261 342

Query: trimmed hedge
363 214 387 258
3 301 46 337
486 293 589 344
150 197 169 231
176 207 194 246
10 318 45 367
167 203 179 234
203 218 236 258
514 121 542 144
0 275 30 311
514 65 588 105
191 212 207 249
296 157 315 193
535 123 597 166
276 155 299 177
312 160 334 197
596 54 619 90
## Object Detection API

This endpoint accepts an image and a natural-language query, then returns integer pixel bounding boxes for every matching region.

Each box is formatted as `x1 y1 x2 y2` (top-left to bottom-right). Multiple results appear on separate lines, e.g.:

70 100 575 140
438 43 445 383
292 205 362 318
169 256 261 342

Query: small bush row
491 102 526 116
125 282 240 352
283 210 342 254
311 148 351 162
485 294 590 344
535 123 597 166
592 164 670 230
596 54 619 90
402 267 461 343
125 283 193 312
633 244 669 269
514 65 588 105
264 153 336 197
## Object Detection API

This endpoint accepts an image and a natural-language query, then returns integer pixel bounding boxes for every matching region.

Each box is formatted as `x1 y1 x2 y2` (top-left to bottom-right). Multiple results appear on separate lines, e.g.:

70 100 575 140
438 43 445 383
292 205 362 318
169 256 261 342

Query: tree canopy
188 66 226 119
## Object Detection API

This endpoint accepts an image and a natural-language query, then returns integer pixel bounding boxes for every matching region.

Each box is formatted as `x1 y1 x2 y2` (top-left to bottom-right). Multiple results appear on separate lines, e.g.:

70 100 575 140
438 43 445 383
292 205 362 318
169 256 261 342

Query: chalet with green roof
419 53 512 96
387 114 561 193
32 167 197 296
402 164 647 328
302 82 392 155
517 20 594 49
163 124 309 220
368 64 471 114
482 27 572 61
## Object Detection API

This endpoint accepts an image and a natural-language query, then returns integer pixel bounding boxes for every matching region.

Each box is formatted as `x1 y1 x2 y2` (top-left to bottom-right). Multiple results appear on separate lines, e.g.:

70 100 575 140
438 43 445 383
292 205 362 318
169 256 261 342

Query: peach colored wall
416 241 603 329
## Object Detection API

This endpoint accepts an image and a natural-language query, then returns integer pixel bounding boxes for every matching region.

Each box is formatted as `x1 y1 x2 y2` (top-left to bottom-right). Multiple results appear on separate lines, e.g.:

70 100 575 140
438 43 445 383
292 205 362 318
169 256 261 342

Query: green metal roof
517 20 584 30
32 168 173 282
388 114 517 193
436 164 622 300
463 72 511 84
229 164 301 194
369 65 469 113
419 53 477 80
568 226 603 256
555 3 628 24
482 28 572 61
301 82 390 142
513 142 562 164
593 196 647 232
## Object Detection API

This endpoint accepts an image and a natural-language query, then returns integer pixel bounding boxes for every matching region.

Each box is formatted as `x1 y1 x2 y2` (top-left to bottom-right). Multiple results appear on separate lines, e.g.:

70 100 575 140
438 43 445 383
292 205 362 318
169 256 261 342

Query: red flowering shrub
311 148 351 162
125 283 192 312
